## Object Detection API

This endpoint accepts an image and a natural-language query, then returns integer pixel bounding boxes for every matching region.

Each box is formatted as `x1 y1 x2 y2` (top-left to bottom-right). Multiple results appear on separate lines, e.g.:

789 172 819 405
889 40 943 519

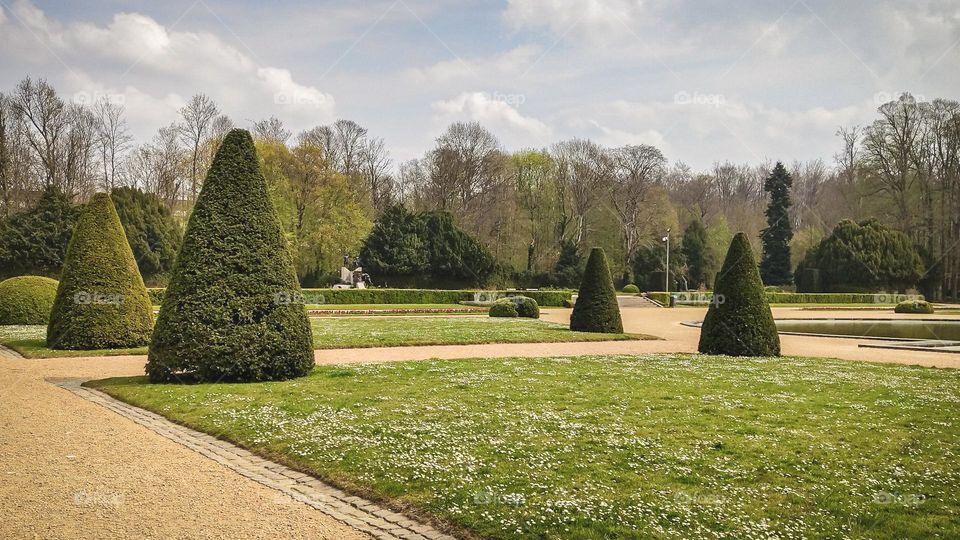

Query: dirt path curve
0 347 369 540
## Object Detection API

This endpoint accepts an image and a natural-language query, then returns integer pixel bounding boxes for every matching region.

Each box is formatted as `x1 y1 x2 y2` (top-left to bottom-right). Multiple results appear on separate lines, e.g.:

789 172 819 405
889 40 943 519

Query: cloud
504 0 647 42
404 45 542 83
432 91 552 147
0 0 335 139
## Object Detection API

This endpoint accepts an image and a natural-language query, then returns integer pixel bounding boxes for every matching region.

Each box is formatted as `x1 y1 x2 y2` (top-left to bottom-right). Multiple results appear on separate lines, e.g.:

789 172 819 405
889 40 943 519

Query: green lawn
88 354 960 539
0 317 647 358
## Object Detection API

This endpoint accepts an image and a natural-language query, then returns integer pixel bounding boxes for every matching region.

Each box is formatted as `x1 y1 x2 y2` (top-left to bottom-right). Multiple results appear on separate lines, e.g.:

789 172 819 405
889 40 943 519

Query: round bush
570 247 623 333
621 284 639 294
894 299 934 314
489 302 518 317
0 276 59 325
698 233 780 356
509 296 540 318
146 129 314 383
47 193 154 350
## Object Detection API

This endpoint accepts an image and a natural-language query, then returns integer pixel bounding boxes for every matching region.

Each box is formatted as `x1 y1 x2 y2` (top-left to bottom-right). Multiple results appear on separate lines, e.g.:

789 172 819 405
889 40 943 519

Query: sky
1 0 958 170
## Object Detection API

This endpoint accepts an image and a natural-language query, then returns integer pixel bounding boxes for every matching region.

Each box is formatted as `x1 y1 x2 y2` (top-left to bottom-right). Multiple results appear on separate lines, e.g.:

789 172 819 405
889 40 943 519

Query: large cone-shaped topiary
698 232 780 356
570 247 623 333
146 129 313 383
47 194 154 349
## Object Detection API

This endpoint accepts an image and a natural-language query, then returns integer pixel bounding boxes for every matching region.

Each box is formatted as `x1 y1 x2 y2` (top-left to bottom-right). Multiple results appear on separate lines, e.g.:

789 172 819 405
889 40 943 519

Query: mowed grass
89 354 960 539
0 317 647 358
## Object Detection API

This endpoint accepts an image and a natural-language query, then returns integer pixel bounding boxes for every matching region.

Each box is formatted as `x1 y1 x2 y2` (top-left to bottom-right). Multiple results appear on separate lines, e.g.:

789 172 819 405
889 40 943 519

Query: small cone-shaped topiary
570 247 623 333
47 194 154 349
146 129 313 383
698 232 780 356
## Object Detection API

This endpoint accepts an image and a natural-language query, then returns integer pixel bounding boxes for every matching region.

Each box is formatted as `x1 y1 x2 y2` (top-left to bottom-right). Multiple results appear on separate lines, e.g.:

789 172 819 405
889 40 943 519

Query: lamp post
662 228 671 293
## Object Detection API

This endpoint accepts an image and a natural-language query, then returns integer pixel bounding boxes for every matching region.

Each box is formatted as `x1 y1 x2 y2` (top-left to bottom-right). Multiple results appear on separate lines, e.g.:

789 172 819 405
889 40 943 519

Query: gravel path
3 306 958 539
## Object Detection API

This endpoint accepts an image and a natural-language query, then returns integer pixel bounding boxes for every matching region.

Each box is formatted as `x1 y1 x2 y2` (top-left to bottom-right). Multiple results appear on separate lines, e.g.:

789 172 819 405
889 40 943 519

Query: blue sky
1 0 958 170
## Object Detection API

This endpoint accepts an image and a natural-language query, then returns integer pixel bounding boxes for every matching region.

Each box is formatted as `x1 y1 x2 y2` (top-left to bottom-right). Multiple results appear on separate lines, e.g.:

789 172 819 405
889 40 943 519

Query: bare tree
178 94 219 201
61 104 99 199
611 144 667 272
93 97 133 191
12 77 67 190
551 138 613 246
0 92 35 216
359 137 393 213
251 117 291 145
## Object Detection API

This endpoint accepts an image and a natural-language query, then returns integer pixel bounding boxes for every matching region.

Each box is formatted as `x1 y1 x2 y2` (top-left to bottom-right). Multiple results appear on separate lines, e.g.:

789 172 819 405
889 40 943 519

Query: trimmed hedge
0 276 59 325
146 129 313 383
895 300 934 314
621 284 639 294
570 247 623 333
144 287 572 307
698 233 780 356
494 296 539 318
489 302 518 317
47 193 154 349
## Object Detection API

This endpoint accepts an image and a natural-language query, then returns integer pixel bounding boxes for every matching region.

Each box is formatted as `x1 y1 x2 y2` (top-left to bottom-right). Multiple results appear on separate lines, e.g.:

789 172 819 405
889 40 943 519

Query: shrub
46 194 154 349
510 296 540 318
489 302 518 318
621 284 639 294
698 232 780 356
0 186 80 278
111 186 182 282
0 276 59 324
895 300 934 314
146 129 314 383
570 247 623 333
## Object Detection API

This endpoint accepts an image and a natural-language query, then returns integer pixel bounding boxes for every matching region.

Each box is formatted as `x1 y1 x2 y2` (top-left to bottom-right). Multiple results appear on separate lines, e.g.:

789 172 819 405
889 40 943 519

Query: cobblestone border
51 378 457 540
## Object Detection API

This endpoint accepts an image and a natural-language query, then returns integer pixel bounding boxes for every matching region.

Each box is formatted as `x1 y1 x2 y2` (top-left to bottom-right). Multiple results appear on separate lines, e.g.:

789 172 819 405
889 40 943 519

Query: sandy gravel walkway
0 349 369 540
3 305 959 539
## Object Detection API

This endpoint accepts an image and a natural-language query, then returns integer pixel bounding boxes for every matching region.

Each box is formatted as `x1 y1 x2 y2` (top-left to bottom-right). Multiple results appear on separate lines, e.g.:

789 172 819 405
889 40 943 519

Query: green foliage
682 219 710 288
46 193 153 349
621 284 639 293
895 300 934 314
146 129 313 383
489 302 518 317
110 186 182 283
632 241 683 291
759 162 794 285
0 186 80 278
799 219 924 292
360 205 495 286
0 276 59 324
508 296 540 318
551 239 584 287
699 233 780 356
570 247 623 333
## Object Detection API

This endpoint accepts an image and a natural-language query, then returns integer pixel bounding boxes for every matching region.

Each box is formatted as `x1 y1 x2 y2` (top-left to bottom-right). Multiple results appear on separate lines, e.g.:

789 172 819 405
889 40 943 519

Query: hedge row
146 287 572 307
645 291 925 306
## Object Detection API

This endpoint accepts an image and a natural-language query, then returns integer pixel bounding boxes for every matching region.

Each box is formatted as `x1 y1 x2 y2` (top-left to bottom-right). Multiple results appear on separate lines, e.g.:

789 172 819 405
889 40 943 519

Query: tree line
1 76 957 298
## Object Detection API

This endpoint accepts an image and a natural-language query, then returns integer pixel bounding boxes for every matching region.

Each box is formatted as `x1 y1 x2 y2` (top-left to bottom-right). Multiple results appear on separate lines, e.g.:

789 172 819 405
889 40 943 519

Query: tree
570 247 622 333
759 162 794 285
611 144 667 279
682 218 710 289
46 193 153 349
552 139 613 246
698 232 780 356
552 239 583 287
93 97 132 191
178 94 219 201
359 205 427 276
110 186 182 282
146 129 313 383
0 186 79 278
251 117 291 145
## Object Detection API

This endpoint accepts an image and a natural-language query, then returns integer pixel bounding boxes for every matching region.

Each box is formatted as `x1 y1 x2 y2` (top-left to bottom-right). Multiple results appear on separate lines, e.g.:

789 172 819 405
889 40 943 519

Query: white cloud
432 91 552 147
404 45 542 83
504 0 646 42
0 0 335 139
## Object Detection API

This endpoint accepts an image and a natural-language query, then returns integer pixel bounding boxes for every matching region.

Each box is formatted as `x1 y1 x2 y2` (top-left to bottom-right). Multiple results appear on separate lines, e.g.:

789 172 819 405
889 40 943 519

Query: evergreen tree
111 186 182 282
359 205 427 276
0 186 80 278
570 247 623 333
146 129 313 383
552 239 583 288
682 219 710 289
47 193 153 349
759 162 793 285
699 233 780 356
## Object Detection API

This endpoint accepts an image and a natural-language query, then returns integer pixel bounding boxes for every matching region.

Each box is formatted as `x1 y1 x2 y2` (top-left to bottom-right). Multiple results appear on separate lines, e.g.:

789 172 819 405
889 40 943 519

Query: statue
333 254 370 289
